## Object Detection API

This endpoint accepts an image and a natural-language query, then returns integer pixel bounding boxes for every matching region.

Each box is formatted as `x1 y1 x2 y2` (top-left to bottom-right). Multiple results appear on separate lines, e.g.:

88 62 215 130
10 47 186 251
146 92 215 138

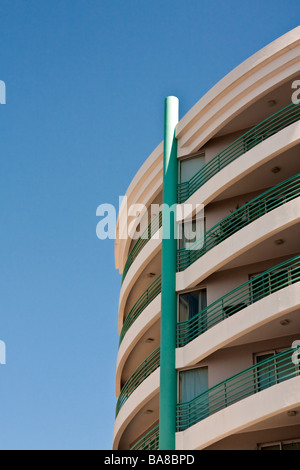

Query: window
255 349 297 393
178 367 209 423
282 441 300 450
259 439 300 450
179 289 207 323
260 443 281 450
179 367 208 403
179 216 206 250
255 352 277 392
179 153 205 184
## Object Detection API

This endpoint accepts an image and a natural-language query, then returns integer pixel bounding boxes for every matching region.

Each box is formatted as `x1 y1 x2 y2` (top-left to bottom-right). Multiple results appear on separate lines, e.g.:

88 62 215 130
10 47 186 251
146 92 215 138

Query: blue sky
0 0 299 450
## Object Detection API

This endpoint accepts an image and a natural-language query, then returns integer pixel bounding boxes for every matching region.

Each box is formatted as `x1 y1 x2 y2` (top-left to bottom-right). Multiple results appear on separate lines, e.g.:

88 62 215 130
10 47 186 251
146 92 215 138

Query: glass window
282 441 300 450
179 217 205 250
256 353 277 392
259 439 300 450
255 349 296 393
260 443 281 450
179 289 207 323
180 154 205 184
179 367 208 403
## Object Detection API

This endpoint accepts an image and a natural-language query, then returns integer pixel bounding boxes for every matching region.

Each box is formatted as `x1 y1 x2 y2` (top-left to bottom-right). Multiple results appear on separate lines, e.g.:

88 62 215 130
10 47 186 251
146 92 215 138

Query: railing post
221 298 225 320
224 382 227 408
159 96 179 451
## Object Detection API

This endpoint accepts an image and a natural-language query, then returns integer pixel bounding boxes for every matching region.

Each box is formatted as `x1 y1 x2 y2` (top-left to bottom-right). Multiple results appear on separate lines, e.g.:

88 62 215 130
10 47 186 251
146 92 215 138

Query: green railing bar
177 102 300 203
116 347 160 417
177 172 300 272
122 212 162 285
119 274 161 346
130 424 159 450
177 254 300 347
177 348 300 431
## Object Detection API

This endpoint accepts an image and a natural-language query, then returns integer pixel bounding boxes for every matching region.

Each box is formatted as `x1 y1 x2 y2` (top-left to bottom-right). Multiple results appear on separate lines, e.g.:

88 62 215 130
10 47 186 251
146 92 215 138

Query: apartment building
113 26 300 450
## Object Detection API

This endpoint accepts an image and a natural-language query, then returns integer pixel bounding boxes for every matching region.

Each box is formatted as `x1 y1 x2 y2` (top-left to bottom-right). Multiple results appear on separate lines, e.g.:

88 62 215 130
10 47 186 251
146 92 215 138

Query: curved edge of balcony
115 142 163 274
177 121 300 221
116 294 161 396
176 198 300 292
176 27 300 156
119 175 163 276
176 375 300 450
113 367 160 450
118 228 162 334
176 283 300 369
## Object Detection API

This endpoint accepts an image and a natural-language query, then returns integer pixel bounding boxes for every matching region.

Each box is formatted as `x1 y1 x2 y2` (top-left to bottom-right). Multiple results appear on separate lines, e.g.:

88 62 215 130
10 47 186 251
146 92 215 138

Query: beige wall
204 189 267 231
200 129 249 166
195 334 297 389
203 255 294 305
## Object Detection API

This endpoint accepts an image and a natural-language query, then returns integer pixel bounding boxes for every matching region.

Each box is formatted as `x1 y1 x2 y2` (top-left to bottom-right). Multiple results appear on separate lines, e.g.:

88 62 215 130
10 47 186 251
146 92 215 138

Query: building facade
113 27 300 450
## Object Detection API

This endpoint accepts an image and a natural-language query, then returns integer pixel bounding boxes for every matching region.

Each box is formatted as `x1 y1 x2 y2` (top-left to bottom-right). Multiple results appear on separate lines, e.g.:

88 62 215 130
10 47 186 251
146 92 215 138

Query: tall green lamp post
159 96 179 450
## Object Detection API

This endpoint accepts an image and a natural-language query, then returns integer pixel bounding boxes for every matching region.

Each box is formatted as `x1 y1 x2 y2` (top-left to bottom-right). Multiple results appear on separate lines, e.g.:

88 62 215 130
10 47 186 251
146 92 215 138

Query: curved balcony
177 255 300 348
177 173 300 272
177 347 300 432
122 212 162 285
119 275 161 346
113 367 160 450
177 102 300 203
116 347 160 417
130 424 159 450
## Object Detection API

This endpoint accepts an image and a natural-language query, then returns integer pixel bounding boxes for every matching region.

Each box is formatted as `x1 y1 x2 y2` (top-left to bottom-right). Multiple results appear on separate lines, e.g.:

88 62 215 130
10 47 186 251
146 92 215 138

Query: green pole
159 96 179 450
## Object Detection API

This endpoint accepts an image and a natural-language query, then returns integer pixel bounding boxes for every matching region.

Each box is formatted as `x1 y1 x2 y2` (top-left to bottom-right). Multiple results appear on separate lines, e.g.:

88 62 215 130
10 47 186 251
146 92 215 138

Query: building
113 27 300 450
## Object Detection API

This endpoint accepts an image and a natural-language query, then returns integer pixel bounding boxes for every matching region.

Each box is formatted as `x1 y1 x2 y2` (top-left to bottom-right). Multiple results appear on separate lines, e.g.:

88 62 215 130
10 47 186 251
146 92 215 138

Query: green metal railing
178 102 300 203
177 348 300 432
177 255 300 347
122 212 162 285
119 275 161 346
116 347 160 417
131 424 159 450
177 172 300 272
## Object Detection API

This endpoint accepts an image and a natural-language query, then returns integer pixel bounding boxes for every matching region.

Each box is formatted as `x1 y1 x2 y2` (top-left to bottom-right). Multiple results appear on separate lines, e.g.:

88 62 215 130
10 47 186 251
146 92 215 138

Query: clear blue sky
0 0 299 450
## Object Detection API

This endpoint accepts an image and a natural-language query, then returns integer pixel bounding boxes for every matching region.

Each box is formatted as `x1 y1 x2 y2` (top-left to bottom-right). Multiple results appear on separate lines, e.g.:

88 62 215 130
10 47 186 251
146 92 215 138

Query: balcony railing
119 275 161 346
122 212 162 285
177 254 300 347
130 424 159 450
116 347 160 417
177 172 300 272
177 102 300 203
177 347 300 432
